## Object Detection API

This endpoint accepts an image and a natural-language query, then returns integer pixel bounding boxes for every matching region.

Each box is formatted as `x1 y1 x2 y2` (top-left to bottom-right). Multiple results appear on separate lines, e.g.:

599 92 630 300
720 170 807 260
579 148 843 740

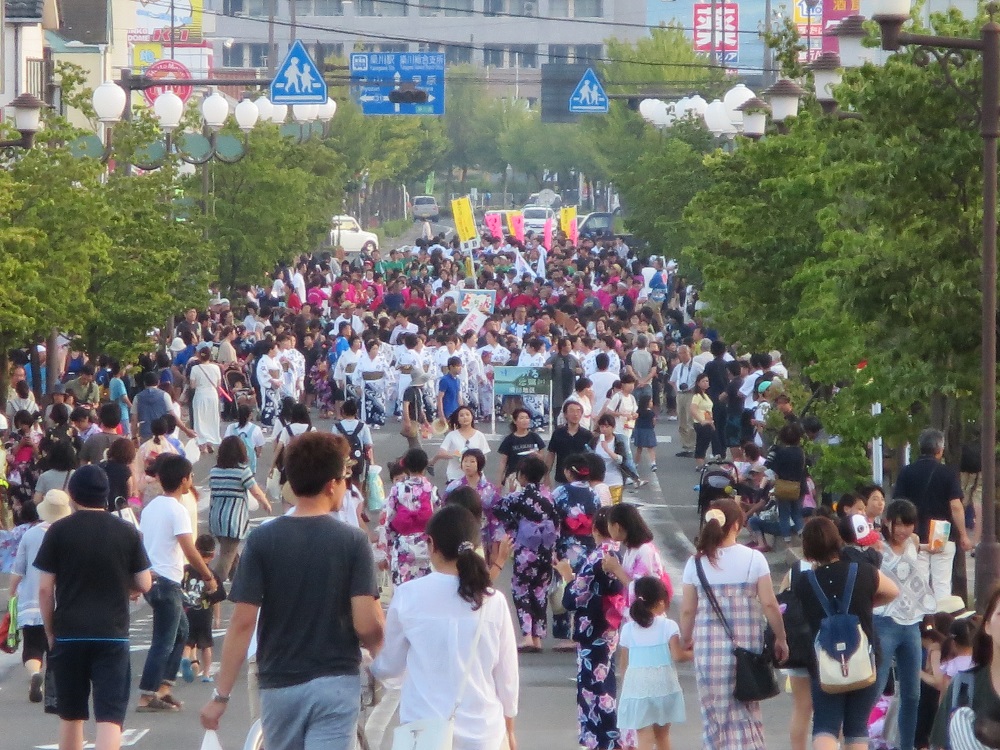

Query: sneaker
675 450 693 458
650 464 657 472
28 672 43 703
201 675 214 683
667 415 678 422
180 658 195 683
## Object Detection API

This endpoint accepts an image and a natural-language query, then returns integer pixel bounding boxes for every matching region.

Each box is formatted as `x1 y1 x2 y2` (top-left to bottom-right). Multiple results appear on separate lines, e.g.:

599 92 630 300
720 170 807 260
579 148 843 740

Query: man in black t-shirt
893 428 968 600
35 464 152 742
200 432 384 750
546 401 593 484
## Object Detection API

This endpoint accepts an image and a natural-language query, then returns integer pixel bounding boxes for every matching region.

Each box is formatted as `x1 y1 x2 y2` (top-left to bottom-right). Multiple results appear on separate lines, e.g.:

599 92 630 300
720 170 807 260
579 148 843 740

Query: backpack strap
805 568 835 617
841 562 859 615
951 670 976 711
350 422 364 439
806 562 857 617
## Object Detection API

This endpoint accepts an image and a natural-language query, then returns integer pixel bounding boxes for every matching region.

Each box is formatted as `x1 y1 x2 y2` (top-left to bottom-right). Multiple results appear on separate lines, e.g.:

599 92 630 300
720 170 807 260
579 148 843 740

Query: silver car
412 195 440 221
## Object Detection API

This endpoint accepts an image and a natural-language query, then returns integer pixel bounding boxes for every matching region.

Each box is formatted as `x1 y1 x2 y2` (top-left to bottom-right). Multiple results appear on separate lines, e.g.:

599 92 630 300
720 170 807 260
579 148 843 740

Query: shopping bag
184 439 201 464
200 730 224 750
247 490 260 513
265 470 282 502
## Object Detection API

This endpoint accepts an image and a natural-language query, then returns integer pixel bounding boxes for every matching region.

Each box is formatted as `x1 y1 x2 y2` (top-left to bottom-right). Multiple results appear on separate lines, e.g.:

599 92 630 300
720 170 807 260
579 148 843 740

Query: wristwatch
211 689 230 704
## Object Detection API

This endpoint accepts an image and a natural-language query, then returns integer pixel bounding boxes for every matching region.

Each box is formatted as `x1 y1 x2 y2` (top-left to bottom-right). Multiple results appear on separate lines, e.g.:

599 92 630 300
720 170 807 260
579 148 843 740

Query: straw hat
38 490 72 523
432 417 450 436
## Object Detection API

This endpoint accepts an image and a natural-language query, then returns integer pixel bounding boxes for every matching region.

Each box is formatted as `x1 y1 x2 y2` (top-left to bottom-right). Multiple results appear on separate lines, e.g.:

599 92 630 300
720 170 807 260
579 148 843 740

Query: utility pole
268 0 276 76
290 0 297 43
170 0 176 59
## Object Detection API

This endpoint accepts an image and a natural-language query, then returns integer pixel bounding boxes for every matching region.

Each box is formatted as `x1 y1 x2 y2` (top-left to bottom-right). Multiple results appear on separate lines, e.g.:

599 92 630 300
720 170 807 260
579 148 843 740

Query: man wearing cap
35 465 152 748
333 302 365 337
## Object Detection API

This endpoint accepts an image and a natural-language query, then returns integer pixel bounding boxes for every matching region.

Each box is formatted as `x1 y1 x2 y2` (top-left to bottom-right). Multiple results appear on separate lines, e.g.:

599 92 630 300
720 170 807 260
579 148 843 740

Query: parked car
522 205 556 235
411 195 440 221
577 212 616 239
330 215 379 253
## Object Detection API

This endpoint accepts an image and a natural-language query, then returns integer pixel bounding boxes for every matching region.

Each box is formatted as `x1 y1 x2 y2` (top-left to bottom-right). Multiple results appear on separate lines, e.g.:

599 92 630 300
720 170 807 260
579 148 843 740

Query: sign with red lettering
142 59 193 106
693 3 739 64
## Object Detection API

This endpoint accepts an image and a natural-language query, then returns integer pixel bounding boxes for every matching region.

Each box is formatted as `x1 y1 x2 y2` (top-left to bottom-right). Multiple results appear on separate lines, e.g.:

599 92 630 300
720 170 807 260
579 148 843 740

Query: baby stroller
225 365 258 421
696 461 739 529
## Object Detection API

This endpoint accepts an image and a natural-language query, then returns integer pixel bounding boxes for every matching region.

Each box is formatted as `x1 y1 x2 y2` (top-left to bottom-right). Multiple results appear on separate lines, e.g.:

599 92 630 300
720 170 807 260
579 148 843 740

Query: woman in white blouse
430 406 491 483
373 504 519 750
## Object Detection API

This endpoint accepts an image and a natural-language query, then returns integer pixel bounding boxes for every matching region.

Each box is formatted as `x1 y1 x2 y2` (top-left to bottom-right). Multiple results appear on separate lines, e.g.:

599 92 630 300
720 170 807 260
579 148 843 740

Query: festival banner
543 217 554 251
457 308 489 336
511 213 525 243
451 196 481 253
559 206 576 235
484 212 503 240
458 289 497 314
493 367 552 397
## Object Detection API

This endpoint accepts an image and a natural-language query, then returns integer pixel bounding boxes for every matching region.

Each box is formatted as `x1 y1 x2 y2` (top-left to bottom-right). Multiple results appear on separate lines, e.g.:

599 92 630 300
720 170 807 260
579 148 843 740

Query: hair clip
704 508 726 525
457 541 475 553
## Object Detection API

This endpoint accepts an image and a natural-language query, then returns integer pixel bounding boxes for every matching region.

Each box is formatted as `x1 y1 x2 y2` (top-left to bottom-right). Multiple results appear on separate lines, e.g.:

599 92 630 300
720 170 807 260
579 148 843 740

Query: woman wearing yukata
495 456 560 654
555 506 626 750
551 454 601 652
356 338 387 428
377 448 441 585
445 448 503 565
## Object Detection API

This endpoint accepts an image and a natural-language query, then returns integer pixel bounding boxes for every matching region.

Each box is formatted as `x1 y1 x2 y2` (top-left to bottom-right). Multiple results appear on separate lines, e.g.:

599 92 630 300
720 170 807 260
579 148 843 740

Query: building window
547 0 568 14
249 43 270 68
484 0 505 15
509 0 536 14
224 0 245 14
548 44 570 63
294 0 312 15
358 0 405 14
574 44 600 63
246 0 268 15
507 44 537 68
222 43 245 67
418 42 444 52
574 0 601 16
445 45 473 65
484 46 504 67
439 0 473 15
313 0 344 12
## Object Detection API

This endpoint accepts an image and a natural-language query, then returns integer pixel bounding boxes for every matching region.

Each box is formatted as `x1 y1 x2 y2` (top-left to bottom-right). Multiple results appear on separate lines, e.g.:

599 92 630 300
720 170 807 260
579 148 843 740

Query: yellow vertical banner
559 206 577 235
451 196 481 253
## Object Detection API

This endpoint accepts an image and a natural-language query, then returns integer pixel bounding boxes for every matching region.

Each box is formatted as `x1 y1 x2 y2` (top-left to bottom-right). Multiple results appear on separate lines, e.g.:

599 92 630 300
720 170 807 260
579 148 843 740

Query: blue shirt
328 337 350 368
438 374 460 419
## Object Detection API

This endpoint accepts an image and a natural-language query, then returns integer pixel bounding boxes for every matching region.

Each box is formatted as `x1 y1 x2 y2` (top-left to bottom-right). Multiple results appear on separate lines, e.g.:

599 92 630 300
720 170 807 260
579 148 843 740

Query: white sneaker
667 415 678 422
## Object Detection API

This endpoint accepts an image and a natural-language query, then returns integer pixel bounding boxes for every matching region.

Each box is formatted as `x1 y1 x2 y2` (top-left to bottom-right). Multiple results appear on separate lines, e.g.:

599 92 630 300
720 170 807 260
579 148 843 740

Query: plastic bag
247 490 260 513
184 439 201 464
265 470 282 502
200 731 224 750
366 466 385 512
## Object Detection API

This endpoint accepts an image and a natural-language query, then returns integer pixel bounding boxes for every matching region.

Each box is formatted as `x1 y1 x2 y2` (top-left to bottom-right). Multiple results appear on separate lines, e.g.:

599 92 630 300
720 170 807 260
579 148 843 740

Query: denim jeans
777 499 804 539
810 673 880 745
261 674 361 750
138 578 189 693
872 616 922 750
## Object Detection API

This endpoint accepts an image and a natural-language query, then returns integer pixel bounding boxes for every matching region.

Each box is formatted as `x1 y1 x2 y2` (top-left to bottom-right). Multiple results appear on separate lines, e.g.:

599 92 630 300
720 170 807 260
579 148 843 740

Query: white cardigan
372 572 519 750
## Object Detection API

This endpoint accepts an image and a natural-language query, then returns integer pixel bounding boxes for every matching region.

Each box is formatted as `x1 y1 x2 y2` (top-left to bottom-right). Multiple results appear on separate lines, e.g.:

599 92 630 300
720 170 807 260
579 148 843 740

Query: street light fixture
723 83 756 129
763 79 808 122
201 91 230 131
270 103 288 125
0 92 45 150
809 52 844 113
255 96 274 122
93 81 127 124
737 97 770 140
153 90 184 133
234 97 260 133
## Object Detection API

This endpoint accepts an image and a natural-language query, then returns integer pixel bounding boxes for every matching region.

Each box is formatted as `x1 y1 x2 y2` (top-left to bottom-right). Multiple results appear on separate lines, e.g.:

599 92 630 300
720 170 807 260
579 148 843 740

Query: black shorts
49 640 131 725
186 609 214 650
21 624 48 664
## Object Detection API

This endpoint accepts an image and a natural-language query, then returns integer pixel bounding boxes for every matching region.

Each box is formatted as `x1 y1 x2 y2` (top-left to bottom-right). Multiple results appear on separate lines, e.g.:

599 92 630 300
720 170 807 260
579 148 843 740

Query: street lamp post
0 93 46 149
869 0 1000 610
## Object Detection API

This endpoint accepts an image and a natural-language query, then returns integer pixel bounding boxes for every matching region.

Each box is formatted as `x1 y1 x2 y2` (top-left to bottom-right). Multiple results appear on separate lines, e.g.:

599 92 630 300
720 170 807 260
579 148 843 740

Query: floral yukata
377 475 441 585
496 482 559 638
552 481 601 641
445 474 504 552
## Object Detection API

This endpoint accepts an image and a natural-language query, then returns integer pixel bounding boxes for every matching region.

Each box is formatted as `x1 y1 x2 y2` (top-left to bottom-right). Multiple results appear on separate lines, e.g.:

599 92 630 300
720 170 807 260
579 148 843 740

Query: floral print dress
562 540 626 750
552 481 600 640
377 475 441 585
496 482 559 638
445 474 504 552
309 362 334 414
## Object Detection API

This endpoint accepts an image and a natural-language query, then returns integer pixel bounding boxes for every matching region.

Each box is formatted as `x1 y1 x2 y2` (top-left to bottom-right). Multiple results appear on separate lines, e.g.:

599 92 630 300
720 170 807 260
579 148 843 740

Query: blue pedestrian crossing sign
271 40 328 105
568 68 608 114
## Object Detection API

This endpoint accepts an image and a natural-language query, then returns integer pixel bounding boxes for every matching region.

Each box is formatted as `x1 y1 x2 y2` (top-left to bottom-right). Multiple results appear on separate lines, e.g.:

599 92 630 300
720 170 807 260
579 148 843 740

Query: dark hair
597 413 616 429
19 500 39 524
195 533 216 557
107 437 136 465
237 403 253 429
290 403 311 427
562 399 584 415
951 617 976 650
387 460 405 480
446 485 483 521
608 503 654 549
563 453 591 482
49 403 69 426
47 440 78 472
149 416 168 444
973 586 1000 667
884 498 918 528
584 452 606 482
593 505 611 538
857 484 885 503
402 448 429 474
629 575 669 628
342 399 359 418
426 505 492 610
837 493 863 517
70 406 91 424
695 498 745 565
461 448 486 474
444 395 478 428
595 352 610 370
802 516 843 564
778 423 803 445
285 432 349 497
509 408 531 430
158 455 193 493
518 455 548 485
216 435 249 469
98 402 121 429
15 380 30 399
710 340 726 356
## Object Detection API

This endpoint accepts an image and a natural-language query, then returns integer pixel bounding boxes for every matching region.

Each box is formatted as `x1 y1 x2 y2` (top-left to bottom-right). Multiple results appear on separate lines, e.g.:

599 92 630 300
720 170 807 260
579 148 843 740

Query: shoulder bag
695 556 779 703
391 604 488 750
773 448 805 502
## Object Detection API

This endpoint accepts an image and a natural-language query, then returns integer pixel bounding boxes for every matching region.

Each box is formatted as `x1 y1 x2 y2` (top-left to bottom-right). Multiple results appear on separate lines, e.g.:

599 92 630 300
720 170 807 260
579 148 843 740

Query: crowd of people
0 224 998 750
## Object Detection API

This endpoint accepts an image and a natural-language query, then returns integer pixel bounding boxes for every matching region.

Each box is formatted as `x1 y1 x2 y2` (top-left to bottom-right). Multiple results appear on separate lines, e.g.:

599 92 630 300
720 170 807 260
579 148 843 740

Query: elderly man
669 345 702 458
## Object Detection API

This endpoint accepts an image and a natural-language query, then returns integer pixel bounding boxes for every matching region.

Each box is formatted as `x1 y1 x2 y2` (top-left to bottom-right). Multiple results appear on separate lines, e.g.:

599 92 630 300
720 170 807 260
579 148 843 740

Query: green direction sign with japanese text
493 367 551 397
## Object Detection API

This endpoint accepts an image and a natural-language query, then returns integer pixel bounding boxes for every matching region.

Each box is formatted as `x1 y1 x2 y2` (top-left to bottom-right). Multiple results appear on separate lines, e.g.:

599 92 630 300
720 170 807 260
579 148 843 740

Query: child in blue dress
617 575 690 750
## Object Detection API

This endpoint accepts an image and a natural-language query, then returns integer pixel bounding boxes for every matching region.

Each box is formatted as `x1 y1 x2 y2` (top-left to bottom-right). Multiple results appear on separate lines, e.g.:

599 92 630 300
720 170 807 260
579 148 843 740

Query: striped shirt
208 466 257 540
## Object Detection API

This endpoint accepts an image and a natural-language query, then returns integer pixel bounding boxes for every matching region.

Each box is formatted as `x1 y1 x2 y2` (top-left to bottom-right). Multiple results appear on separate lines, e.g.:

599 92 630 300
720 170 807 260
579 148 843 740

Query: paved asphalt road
0 410 802 750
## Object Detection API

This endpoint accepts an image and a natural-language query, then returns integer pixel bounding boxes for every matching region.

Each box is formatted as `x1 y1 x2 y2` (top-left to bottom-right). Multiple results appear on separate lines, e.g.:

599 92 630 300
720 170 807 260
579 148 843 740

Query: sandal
137 696 178 712
517 645 542 654
159 693 184 709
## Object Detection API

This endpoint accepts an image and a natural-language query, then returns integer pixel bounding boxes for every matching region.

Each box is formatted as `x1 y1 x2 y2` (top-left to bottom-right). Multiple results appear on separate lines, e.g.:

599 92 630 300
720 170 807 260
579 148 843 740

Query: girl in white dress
189 346 223 453
617 576 691 750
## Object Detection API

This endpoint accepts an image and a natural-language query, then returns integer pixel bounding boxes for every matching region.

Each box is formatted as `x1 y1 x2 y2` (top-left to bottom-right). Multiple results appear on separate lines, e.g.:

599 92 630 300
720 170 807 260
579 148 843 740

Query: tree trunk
46 329 59 396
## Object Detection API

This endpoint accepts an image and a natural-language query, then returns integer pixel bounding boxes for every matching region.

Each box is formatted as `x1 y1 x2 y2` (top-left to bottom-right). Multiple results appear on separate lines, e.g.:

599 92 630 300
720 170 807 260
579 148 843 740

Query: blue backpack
806 563 876 694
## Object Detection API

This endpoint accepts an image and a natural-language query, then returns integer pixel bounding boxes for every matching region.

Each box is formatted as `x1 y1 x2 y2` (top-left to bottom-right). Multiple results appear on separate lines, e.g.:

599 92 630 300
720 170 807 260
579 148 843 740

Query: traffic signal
388 88 428 104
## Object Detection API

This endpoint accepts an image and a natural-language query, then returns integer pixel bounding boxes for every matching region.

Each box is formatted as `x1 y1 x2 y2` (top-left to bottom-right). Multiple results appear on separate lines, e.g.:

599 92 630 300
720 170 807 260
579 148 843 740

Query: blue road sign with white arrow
271 40 328 105
349 52 445 116
568 67 608 114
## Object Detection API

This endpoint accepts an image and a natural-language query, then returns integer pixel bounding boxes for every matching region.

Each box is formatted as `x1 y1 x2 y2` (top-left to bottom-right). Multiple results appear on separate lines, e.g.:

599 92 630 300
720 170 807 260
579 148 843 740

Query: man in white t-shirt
137 455 217 711
590 352 619 419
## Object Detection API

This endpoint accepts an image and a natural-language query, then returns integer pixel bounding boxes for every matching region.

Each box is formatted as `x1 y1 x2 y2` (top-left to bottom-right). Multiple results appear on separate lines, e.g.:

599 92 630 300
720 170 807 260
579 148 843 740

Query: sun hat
37 489 72 523
169 337 186 353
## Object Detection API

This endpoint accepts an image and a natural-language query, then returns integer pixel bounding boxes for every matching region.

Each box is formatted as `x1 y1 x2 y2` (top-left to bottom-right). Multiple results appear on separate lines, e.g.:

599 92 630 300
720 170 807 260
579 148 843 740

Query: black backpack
336 421 368 480
765 567 814 671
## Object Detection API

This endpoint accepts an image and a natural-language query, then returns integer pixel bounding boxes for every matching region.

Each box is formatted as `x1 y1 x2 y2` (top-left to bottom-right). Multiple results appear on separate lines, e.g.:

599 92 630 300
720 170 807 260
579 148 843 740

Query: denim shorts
50 639 131 725
810 675 880 744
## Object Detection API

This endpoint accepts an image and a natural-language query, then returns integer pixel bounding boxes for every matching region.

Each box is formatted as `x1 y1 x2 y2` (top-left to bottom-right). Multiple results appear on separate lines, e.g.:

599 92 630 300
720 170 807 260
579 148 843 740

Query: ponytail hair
426 505 492 610
238 403 251 429
696 498 745 566
629 575 669 628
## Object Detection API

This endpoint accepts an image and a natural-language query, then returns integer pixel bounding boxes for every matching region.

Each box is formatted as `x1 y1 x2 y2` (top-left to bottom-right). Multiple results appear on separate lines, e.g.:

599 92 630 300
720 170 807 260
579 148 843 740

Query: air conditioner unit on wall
523 2 535 14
